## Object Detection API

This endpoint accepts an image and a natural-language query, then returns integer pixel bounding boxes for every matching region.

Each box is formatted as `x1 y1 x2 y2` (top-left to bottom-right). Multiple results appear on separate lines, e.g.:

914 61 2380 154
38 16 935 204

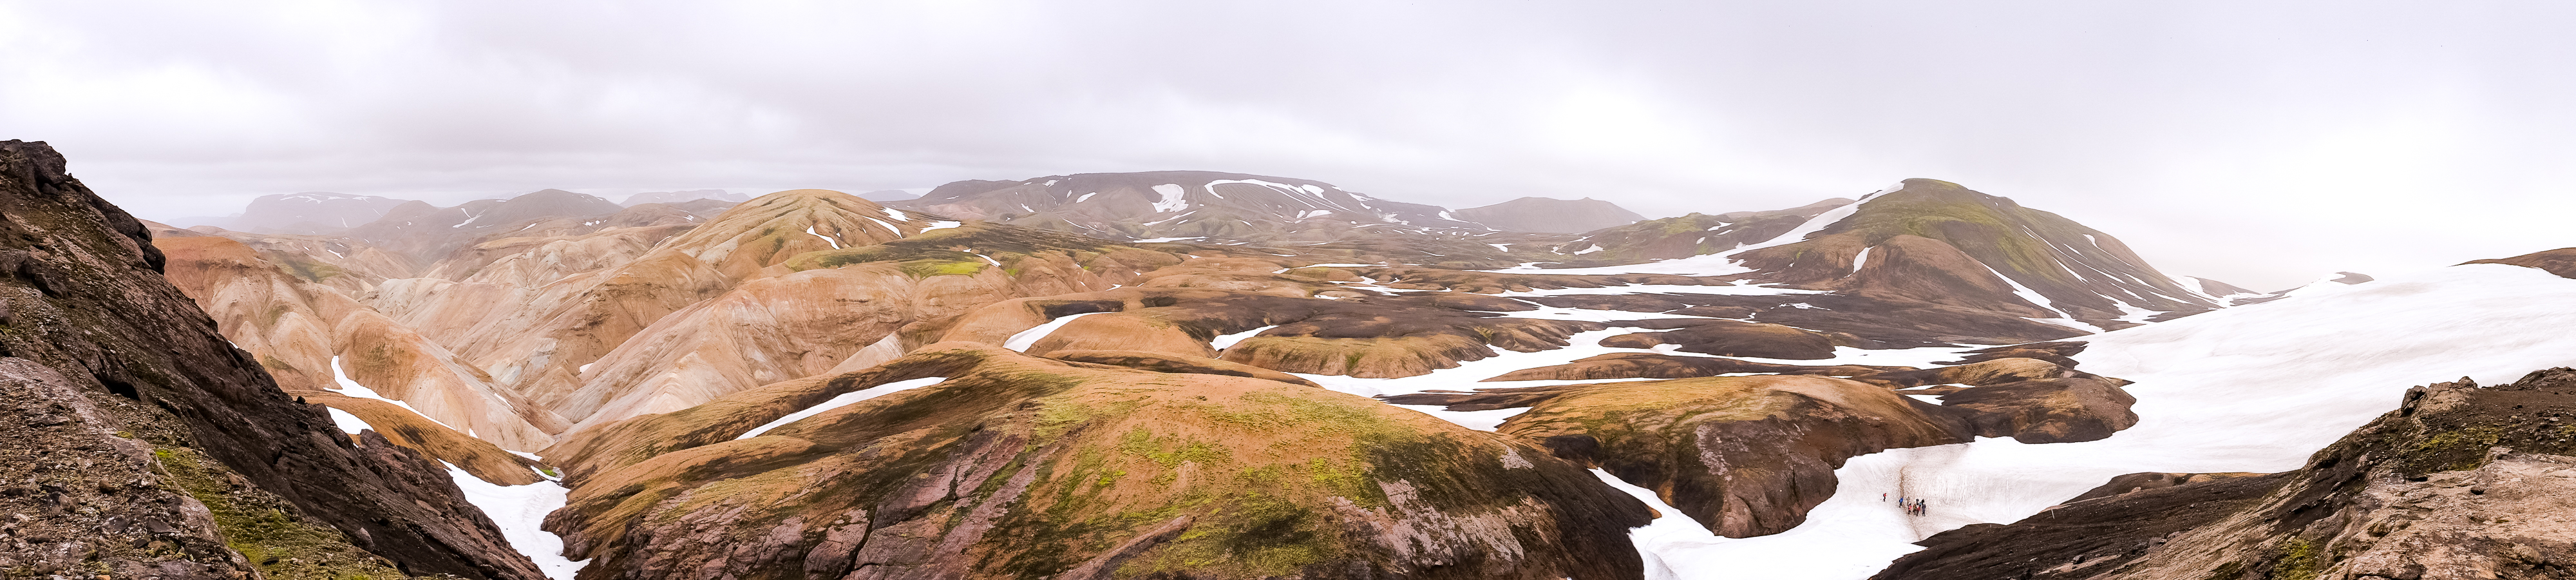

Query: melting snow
737 377 949 439
1150 184 1191 213
1848 246 1873 275
328 356 457 431
444 463 587 579
326 407 375 434
920 220 961 231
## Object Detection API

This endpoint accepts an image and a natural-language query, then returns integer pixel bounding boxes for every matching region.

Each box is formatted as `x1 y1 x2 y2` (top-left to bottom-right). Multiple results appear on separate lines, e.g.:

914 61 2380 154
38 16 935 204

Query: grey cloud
5 0 2573 289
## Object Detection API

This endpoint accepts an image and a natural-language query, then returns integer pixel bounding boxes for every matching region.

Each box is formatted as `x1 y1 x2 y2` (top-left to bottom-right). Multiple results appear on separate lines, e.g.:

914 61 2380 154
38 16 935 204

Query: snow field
1680 264 2576 577
444 463 588 579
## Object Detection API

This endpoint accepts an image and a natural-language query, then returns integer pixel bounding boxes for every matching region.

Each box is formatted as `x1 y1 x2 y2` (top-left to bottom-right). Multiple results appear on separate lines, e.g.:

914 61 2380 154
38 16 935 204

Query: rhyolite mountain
1454 196 1646 233
229 191 416 235
894 170 1490 241
0 140 544 579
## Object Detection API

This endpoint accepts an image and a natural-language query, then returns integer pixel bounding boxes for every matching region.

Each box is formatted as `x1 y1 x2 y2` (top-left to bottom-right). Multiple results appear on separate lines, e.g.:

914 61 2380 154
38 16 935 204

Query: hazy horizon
10 1 2574 289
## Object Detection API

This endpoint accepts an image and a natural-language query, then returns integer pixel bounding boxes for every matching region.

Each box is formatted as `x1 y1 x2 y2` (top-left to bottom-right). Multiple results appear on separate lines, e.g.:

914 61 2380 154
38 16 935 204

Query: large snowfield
1510 262 2576 578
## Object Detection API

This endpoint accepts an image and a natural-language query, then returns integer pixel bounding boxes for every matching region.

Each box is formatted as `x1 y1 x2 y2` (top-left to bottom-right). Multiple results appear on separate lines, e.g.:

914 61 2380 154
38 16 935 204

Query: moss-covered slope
544 343 1651 579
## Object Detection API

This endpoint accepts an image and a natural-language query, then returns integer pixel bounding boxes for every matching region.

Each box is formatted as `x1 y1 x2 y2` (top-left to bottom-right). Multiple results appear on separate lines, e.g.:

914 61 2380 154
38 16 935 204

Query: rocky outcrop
1043 349 1322 387
1879 368 2576 580
0 140 542 579
1497 376 1971 537
544 343 1652 579
897 171 1488 242
1453 197 1645 233
2467 247 2576 279
1596 318 1844 359
1481 352 1909 382
2062 471 2268 504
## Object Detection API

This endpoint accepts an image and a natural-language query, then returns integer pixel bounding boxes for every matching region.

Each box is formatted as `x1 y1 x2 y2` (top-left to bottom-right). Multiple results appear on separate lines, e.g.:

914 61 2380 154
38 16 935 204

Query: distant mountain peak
1454 197 1645 233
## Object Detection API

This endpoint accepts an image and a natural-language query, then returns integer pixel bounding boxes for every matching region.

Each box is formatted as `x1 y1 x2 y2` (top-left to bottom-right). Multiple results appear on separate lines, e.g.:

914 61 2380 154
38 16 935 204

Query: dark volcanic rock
1872 474 2293 580
2062 471 2268 504
0 140 542 579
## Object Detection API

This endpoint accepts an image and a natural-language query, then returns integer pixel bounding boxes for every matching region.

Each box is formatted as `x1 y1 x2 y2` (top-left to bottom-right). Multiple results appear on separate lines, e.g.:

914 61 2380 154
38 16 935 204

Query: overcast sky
6 1 2573 289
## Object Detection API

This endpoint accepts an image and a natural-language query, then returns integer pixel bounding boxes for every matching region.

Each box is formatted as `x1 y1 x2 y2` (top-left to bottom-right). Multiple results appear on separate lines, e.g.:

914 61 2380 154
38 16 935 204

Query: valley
12 141 2576 579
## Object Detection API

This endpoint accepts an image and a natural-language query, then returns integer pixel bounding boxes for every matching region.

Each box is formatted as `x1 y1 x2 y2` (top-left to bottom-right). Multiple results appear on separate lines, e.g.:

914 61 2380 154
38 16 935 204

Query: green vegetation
153 447 408 580
2266 537 2324 580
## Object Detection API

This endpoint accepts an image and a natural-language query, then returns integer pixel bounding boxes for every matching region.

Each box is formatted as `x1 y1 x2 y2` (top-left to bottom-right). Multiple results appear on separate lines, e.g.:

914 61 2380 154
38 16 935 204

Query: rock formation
0 139 544 579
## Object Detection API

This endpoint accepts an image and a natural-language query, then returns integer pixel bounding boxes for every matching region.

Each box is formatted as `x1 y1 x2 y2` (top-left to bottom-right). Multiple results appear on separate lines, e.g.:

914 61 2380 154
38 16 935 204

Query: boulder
1496 376 1971 537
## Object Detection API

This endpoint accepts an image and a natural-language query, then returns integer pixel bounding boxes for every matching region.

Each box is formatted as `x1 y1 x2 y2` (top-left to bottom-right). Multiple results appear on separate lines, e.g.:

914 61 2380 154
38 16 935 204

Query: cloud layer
6 1 2573 289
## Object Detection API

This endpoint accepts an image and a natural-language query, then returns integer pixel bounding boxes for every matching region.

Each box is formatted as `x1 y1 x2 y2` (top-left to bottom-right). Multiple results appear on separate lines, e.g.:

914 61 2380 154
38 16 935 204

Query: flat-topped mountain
1454 196 1645 233
229 191 415 234
895 170 1488 242
620 189 748 206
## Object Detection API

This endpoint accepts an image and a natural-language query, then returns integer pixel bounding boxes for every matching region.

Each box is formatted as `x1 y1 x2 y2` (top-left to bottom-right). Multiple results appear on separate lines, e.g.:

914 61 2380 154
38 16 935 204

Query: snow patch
1004 312 1109 352
737 377 949 440
1209 325 1278 350
1150 184 1190 213
445 463 587 579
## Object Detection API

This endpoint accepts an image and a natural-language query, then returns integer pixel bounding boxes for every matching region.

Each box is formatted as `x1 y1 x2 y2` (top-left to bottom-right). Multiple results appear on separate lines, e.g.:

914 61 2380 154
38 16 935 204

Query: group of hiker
1882 493 1929 516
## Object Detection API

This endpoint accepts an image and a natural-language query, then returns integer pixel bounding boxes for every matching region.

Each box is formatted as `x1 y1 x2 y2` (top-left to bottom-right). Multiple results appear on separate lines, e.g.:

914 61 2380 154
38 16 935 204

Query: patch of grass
153 446 408 580
2267 537 2324 580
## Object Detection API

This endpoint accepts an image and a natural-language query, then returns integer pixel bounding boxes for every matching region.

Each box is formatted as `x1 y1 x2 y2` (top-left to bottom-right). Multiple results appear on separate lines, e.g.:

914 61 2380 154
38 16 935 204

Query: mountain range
21 137 2569 580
